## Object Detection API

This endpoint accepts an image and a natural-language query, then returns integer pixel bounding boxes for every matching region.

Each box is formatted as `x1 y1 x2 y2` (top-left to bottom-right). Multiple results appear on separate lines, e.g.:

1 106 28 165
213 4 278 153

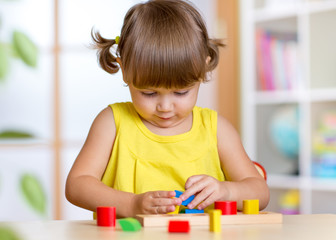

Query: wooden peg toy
243 199 259 214
118 218 142 232
168 220 190 233
209 209 221 232
96 206 116 227
215 201 237 215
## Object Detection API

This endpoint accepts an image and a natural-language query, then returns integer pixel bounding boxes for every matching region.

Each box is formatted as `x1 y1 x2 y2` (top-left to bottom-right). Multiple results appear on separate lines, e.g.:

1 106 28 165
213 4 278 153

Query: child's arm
180 115 270 211
65 107 180 217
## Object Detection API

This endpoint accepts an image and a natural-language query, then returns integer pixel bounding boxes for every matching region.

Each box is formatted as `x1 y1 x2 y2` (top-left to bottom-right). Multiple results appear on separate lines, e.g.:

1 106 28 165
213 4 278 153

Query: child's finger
154 205 176 214
153 190 176 198
154 196 181 206
197 197 213 210
182 177 207 201
184 175 204 189
187 188 211 209
151 191 182 207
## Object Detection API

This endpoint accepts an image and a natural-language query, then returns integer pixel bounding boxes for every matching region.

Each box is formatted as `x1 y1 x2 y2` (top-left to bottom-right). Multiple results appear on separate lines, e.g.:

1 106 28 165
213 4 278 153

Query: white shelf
267 174 302 189
255 90 304 104
307 0 336 14
254 8 299 23
311 177 336 191
310 89 336 102
240 0 336 214
268 174 336 191
254 89 336 104
254 0 336 23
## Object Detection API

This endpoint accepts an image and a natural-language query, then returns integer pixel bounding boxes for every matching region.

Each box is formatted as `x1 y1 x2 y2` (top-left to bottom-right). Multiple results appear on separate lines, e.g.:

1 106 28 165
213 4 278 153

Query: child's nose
157 97 173 112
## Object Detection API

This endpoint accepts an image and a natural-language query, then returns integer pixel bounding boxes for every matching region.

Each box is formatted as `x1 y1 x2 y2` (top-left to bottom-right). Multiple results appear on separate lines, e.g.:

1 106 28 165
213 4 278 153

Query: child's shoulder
194 107 234 129
216 113 241 145
108 102 135 118
217 113 238 132
109 102 132 110
94 106 115 124
87 106 116 139
194 105 217 118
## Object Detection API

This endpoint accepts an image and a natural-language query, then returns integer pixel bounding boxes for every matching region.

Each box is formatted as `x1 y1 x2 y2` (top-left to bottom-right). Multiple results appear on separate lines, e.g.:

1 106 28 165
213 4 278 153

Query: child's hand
181 175 226 210
133 190 182 215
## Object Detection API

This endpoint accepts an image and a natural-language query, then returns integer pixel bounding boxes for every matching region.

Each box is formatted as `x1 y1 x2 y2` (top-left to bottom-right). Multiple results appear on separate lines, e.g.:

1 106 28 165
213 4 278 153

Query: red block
215 201 237 215
97 206 116 227
168 220 190 233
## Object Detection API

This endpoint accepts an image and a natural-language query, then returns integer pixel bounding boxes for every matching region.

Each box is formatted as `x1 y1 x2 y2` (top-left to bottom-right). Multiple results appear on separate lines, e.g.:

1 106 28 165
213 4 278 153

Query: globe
269 105 299 159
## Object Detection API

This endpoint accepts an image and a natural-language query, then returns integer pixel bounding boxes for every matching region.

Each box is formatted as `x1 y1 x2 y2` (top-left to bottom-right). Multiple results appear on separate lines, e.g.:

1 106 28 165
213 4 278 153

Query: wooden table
1 214 336 240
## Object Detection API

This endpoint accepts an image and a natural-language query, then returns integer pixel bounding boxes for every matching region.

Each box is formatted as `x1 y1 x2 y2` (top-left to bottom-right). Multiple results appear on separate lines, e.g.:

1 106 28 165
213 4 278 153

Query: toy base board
136 212 282 227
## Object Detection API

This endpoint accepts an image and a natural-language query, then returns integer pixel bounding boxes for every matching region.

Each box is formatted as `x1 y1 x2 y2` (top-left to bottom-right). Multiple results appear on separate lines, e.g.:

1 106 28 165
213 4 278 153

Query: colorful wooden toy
168 220 190 233
209 209 221 232
185 209 204 214
136 212 282 227
96 206 116 227
181 195 195 206
174 190 183 197
243 199 259 214
174 190 195 206
215 201 237 215
118 218 142 232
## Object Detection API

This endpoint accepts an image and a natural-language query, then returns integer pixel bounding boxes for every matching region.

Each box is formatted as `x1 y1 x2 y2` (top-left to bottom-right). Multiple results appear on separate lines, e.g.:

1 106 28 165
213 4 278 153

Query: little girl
66 0 269 218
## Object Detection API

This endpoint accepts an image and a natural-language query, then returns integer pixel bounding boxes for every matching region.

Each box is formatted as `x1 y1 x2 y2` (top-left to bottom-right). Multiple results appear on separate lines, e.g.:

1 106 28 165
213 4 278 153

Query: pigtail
91 28 120 74
207 38 225 72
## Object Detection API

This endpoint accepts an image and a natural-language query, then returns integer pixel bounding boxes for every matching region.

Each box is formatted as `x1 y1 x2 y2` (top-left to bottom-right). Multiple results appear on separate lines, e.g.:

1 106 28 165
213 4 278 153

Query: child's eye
174 91 189 96
141 91 157 97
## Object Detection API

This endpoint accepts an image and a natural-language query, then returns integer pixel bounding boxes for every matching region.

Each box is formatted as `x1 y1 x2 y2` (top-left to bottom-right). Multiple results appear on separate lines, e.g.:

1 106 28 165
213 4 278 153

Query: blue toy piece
182 195 195 206
174 190 183 198
174 190 195 206
185 209 204 214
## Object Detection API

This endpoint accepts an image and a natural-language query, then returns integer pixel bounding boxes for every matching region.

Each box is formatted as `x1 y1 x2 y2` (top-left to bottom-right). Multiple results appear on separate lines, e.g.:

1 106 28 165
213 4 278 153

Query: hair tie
115 36 120 44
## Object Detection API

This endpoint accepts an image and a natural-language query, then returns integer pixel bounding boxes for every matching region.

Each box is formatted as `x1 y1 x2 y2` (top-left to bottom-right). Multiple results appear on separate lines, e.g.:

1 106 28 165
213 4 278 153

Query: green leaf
12 31 38 67
0 227 21 240
0 43 10 80
0 130 33 139
20 173 47 215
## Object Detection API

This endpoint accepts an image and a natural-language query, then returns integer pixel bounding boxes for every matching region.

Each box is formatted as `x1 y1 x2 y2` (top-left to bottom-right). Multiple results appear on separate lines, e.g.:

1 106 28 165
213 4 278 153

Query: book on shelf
255 29 299 92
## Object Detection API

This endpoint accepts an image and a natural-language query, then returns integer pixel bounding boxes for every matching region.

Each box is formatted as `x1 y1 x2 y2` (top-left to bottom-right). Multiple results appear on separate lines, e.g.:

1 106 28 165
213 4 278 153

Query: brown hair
92 0 224 89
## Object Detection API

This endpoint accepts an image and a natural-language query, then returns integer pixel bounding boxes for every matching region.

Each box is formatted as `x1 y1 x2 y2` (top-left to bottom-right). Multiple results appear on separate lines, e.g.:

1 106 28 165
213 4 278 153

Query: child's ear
206 56 211 65
116 57 127 84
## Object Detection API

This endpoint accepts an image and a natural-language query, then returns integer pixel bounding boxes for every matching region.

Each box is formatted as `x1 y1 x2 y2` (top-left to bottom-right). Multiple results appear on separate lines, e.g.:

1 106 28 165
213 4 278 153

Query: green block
179 208 186 214
118 218 142 232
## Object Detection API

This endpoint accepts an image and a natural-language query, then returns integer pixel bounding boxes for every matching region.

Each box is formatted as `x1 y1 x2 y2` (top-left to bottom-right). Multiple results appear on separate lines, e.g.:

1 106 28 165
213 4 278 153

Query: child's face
128 82 200 130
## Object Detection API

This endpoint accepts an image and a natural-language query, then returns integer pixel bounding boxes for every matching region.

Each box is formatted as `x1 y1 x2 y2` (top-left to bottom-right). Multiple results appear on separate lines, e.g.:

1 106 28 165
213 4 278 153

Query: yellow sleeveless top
101 102 225 193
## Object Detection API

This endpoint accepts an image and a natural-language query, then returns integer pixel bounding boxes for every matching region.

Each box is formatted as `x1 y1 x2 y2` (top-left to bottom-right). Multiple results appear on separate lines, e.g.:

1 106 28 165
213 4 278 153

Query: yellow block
167 205 180 214
243 199 259 214
209 209 221 232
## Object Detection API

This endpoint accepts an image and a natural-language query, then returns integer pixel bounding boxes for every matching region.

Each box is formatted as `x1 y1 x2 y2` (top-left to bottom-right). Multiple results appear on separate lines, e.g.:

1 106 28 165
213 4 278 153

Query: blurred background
0 0 335 220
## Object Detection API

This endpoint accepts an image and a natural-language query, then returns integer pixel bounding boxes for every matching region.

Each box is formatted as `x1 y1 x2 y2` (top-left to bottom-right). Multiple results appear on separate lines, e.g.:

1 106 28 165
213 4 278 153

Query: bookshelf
240 0 336 214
